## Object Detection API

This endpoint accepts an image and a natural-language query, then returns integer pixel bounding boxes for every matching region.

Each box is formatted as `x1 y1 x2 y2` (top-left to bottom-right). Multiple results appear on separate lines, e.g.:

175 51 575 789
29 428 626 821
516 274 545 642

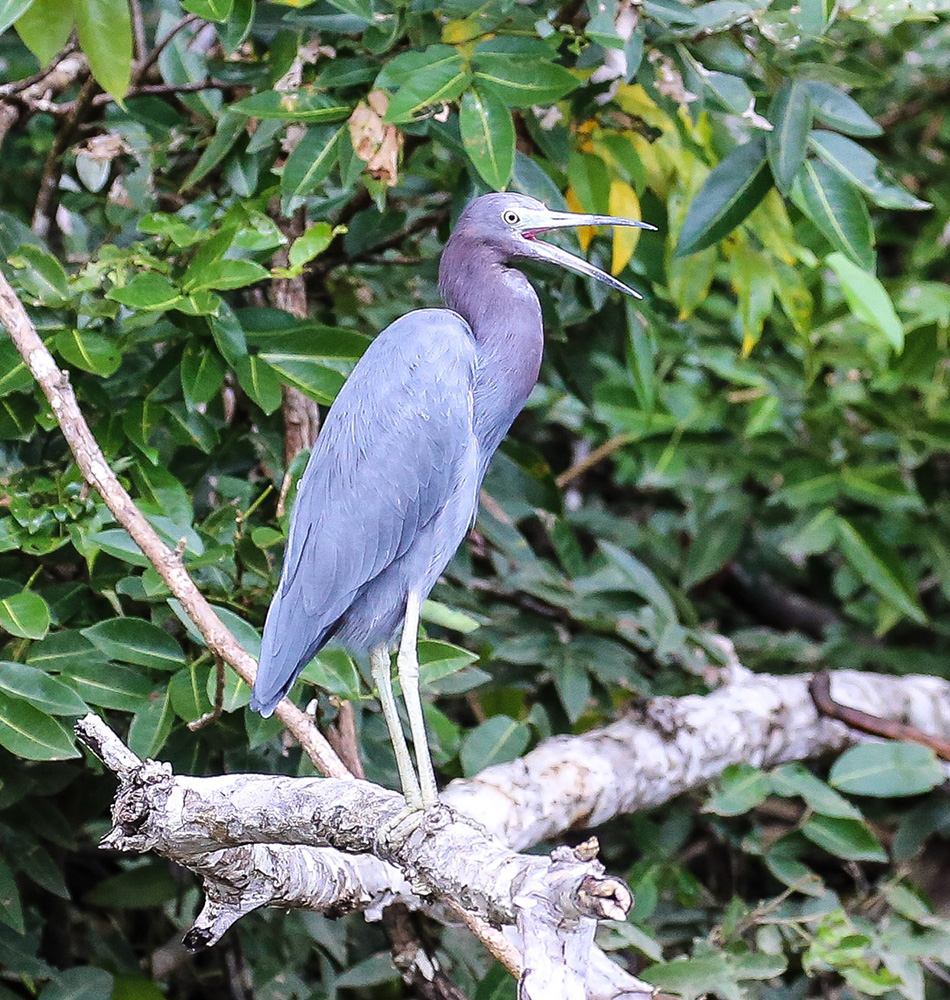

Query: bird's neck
439 239 544 462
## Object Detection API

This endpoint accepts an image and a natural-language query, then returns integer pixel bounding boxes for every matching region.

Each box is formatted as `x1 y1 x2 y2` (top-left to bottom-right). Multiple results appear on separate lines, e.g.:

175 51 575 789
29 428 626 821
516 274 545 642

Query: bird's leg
370 642 422 809
397 592 439 807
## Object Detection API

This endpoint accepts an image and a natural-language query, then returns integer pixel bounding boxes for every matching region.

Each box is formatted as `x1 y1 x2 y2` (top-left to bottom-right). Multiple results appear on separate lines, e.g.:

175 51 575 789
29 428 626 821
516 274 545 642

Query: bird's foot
376 800 457 859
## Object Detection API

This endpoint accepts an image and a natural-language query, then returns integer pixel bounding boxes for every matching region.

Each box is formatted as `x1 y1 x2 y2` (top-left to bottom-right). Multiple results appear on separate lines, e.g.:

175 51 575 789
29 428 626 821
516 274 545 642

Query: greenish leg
398 592 439 807
370 642 422 809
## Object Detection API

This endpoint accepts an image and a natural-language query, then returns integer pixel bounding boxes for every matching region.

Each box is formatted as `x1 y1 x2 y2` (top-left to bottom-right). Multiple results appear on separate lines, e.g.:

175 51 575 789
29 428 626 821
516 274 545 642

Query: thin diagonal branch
0 270 350 780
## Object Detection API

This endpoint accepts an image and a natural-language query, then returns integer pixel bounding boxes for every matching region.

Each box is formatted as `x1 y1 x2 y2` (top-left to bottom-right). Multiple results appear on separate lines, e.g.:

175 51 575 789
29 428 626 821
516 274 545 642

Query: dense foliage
1 0 950 997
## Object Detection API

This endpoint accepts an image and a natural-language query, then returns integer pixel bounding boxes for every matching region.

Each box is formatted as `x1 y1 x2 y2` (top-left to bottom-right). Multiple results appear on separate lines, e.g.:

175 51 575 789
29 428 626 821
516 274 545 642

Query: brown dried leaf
348 89 403 187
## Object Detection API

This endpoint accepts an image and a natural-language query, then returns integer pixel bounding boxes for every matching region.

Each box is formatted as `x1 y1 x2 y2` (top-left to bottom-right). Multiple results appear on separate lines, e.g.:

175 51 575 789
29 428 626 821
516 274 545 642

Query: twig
189 657 226 731
135 13 201 84
130 0 147 64
809 671 950 761
88 79 231 107
556 433 633 488
0 271 350 780
0 37 79 96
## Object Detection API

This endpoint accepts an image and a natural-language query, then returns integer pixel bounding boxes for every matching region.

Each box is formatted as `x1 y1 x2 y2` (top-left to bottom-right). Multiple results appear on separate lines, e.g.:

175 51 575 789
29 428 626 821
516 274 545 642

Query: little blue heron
250 193 654 808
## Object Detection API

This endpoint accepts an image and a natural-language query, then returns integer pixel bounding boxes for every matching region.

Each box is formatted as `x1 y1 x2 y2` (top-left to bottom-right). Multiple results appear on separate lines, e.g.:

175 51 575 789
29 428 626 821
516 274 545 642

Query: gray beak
521 211 656 299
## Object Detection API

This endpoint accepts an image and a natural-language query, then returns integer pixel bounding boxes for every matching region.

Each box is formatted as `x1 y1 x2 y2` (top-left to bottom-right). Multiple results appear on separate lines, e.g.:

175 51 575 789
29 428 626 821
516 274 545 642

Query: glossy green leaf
74 0 132 99
383 49 470 123
81 618 186 670
0 662 87 715
0 692 78 760
767 80 812 194
826 251 903 351
0 339 32 397
809 130 930 210
180 344 226 407
301 649 362 701
127 689 175 759
804 80 882 137
771 763 862 818
765 853 826 896
796 159 874 271
829 742 944 797
674 137 772 257
836 518 925 622
473 42 578 107
106 273 182 312
460 715 530 776
705 764 772 816
460 87 515 190
0 591 50 640
682 511 746 589
801 815 887 861
281 127 342 204
59 660 151 711
235 354 283 414
84 865 178 910
288 223 335 270
181 112 246 189
0 0 34 35
182 259 269 293
181 0 233 21
14 0 72 65
38 966 114 1000
232 90 350 123
169 663 212 721
54 329 121 377
9 245 68 303
0 857 24 932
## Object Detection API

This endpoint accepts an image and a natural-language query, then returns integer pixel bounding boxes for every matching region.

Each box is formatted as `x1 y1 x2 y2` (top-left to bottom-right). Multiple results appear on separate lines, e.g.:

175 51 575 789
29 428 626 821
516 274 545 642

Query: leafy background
1 0 950 997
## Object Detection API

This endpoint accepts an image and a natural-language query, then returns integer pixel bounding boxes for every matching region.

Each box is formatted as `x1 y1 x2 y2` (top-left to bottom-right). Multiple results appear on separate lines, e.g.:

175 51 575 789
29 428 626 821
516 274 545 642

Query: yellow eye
502 210 520 226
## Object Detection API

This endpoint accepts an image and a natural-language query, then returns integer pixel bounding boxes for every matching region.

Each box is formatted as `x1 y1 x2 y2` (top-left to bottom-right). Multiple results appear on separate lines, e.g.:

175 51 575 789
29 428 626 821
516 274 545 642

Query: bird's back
250 308 479 715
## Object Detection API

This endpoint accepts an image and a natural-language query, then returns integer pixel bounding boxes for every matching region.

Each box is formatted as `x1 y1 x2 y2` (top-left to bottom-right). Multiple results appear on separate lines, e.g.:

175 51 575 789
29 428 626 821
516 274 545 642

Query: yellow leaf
608 181 642 276
565 188 593 252
741 332 756 357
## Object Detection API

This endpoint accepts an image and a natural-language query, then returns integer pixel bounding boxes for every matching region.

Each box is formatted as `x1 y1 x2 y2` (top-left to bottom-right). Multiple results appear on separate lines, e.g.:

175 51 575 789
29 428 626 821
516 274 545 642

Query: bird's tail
249 598 342 717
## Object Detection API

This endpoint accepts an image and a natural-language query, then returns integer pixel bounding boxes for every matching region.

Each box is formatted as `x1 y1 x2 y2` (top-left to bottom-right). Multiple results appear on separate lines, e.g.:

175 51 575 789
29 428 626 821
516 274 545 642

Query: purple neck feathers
438 234 544 463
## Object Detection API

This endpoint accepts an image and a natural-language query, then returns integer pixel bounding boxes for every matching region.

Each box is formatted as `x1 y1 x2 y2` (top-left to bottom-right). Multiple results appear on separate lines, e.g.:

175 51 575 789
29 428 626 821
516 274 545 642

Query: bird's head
450 192 656 299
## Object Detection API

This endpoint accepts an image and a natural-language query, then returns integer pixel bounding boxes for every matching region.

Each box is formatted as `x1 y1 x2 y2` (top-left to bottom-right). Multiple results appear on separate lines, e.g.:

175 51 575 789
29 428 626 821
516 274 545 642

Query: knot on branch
100 758 173 853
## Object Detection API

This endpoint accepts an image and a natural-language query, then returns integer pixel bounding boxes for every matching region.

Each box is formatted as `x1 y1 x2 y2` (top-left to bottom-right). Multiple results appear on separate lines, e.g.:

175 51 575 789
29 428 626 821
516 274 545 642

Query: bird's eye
502 210 520 226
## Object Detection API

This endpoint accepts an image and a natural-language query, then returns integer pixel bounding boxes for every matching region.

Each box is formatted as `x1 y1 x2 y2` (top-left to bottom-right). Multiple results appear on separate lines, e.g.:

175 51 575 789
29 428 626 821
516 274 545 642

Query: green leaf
180 344 226 407
127 689 175 759
182 259 269 292
418 640 479 691
796 159 874 271
0 339 32 397
674 137 772 257
288 223 335 271
14 0 72 65
0 0 34 35
0 662 87 715
74 0 132 100
181 112 246 189
231 89 350 123
9 245 68 303
682 510 746 589
473 41 578 107
801 815 887 861
235 355 283 414
765 852 826 896
568 151 610 215
826 251 904 351
804 81 883 138
383 48 471 123
181 0 233 21
771 763 862 818
301 649 362 701
169 663 212 721
105 273 182 312
0 591 50 640
836 518 925 623
81 618 186 670
705 764 772 816
809 130 930 210
0 692 78 760
767 80 812 194
460 715 530 776
59 660 152 711
281 127 342 204
829 742 945 797
27 629 97 670
38 967 114 1000
460 87 515 190
54 329 121 377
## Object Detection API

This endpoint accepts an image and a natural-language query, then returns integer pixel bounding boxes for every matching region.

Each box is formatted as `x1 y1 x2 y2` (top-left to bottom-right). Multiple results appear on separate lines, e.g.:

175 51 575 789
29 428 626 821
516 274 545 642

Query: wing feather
250 309 477 714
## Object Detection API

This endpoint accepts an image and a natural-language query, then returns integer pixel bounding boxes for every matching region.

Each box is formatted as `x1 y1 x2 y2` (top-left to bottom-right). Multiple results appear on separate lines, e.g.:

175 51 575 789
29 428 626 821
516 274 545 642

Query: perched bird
250 193 654 808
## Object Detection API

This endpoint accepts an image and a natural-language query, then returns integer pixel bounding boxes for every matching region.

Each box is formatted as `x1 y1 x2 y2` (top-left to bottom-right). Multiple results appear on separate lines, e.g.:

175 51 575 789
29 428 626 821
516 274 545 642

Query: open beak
520 211 657 299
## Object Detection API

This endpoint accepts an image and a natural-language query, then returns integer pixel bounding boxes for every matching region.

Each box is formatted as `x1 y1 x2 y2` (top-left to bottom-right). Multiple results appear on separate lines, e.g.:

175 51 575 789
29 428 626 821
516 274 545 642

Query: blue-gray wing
250 308 477 715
